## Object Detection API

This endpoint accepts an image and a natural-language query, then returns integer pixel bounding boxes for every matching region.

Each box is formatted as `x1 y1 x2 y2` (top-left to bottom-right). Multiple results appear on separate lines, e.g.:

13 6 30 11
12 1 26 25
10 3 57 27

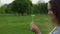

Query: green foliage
0 0 48 15
10 0 33 15
5 4 12 13
0 6 6 14
33 3 48 14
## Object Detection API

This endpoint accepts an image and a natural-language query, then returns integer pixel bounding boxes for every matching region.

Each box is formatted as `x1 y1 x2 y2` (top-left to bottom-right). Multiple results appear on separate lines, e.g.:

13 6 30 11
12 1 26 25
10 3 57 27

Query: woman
30 0 60 34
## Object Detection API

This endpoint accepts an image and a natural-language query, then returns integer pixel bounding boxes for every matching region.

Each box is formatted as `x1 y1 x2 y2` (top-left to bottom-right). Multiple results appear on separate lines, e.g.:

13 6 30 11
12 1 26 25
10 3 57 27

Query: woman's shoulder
51 26 60 34
49 26 60 34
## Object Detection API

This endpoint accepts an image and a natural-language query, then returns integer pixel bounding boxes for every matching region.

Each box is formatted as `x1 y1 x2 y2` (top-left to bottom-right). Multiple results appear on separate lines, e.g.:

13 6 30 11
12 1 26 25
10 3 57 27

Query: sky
0 0 50 6
31 0 49 4
0 0 14 4
0 0 14 6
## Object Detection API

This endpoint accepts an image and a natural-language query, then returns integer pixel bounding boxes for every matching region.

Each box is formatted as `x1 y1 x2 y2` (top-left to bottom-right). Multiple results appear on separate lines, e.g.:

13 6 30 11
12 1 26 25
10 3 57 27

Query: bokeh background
0 0 54 34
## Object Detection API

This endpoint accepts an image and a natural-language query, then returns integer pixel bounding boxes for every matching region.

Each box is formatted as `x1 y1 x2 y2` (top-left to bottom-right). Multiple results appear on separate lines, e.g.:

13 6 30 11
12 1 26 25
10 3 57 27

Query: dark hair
49 0 60 23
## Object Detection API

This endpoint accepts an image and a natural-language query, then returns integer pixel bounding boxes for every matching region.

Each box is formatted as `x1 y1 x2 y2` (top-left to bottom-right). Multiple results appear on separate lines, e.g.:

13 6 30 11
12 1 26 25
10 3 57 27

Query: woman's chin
51 16 55 20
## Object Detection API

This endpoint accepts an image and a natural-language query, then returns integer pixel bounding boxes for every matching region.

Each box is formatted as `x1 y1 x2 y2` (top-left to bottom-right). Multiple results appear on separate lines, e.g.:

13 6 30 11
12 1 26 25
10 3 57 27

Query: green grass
0 14 54 34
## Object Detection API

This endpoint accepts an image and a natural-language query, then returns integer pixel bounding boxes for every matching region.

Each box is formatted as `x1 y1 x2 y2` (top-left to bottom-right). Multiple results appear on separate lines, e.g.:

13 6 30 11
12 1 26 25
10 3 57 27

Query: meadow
0 14 54 34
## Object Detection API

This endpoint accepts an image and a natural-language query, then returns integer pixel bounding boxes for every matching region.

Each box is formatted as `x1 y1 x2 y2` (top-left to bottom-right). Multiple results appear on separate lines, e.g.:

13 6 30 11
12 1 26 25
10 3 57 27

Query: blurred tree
0 0 48 15
33 3 48 14
0 5 6 14
10 0 33 16
5 4 12 14
38 3 48 14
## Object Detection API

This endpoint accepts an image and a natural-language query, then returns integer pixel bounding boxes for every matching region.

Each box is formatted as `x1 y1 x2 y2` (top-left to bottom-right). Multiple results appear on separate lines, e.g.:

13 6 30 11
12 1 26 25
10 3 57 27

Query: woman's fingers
30 21 40 33
30 21 35 30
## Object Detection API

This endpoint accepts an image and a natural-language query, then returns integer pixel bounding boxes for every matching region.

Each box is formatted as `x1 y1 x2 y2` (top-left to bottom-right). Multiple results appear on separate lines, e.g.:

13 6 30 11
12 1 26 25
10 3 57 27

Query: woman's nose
48 11 53 15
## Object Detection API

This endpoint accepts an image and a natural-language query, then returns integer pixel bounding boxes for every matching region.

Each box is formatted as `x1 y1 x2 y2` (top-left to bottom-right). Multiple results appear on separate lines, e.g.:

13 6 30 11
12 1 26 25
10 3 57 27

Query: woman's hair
49 0 60 24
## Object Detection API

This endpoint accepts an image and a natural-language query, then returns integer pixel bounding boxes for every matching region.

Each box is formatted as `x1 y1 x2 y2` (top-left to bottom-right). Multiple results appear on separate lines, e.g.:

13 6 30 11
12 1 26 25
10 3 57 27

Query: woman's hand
30 21 40 34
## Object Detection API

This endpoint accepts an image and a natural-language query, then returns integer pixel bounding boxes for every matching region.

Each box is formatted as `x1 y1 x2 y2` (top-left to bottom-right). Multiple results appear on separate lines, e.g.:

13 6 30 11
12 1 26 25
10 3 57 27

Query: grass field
0 14 54 34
